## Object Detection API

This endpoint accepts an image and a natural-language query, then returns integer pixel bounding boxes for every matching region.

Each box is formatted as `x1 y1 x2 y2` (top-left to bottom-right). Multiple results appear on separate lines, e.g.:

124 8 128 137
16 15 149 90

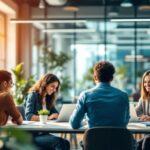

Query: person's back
69 61 129 129
84 83 129 128
0 92 21 125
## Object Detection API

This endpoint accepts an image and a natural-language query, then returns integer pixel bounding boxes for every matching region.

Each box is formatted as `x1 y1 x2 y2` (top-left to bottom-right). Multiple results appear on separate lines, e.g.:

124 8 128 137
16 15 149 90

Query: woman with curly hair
24 73 70 150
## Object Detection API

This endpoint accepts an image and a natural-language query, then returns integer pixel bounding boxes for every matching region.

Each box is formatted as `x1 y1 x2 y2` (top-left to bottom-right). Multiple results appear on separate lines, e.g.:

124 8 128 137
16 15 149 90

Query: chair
80 127 134 150
17 106 25 120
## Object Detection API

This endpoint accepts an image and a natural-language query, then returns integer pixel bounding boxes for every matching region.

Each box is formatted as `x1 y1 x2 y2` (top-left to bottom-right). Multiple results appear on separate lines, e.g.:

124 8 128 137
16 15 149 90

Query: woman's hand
48 113 59 120
139 115 150 121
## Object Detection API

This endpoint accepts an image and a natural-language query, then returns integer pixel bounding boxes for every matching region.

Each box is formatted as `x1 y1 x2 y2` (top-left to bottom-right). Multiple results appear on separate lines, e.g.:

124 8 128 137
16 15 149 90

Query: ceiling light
139 5 150 11
108 7 118 17
10 19 87 24
45 0 67 6
42 29 96 33
39 0 45 9
110 18 150 22
121 0 133 7
64 0 79 12
125 55 148 62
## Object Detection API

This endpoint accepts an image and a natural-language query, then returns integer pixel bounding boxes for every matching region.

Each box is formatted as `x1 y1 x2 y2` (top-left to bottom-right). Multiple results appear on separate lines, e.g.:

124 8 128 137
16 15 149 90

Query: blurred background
0 0 150 104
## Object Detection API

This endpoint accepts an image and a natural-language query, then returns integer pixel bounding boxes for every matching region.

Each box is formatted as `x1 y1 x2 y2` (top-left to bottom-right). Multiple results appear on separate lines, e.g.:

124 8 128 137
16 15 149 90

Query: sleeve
6 94 21 121
69 92 86 129
24 93 37 120
50 106 58 114
135 98 143 116
123 93 130 127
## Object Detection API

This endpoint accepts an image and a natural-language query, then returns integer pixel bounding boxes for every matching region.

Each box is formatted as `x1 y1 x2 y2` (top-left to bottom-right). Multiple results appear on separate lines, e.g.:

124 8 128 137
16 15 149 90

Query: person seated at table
69 61 137 149
69 61 130 129
135 70 150 150
0 70 23 126
24 73 70 150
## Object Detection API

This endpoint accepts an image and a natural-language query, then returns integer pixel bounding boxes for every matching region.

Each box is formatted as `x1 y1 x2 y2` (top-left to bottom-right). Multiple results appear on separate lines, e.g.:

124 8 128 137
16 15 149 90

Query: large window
0 12 6 68
31 6 150 101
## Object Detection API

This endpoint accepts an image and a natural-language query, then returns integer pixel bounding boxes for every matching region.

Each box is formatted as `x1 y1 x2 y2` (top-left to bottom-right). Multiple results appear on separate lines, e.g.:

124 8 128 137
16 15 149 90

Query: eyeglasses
9 81 15 87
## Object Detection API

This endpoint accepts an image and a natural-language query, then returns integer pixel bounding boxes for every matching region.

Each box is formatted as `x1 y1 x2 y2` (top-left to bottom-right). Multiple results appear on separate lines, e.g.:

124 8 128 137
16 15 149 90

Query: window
0 12 6 68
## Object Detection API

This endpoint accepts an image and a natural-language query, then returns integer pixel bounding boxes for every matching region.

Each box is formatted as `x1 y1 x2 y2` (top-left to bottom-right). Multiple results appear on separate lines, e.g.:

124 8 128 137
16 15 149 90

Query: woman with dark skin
25 73 70 150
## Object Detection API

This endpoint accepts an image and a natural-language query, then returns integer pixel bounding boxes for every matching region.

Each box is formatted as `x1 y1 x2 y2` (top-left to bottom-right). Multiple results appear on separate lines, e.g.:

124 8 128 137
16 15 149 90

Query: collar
96 82 110 87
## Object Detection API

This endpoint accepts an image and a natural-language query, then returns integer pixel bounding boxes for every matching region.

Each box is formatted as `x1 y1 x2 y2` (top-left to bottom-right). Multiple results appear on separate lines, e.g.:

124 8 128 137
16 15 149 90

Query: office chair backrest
82 127 133 150
17 106 25 120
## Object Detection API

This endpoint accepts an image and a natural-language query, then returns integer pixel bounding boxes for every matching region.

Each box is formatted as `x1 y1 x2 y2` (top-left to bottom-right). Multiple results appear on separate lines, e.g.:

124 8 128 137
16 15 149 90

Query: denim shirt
24 92 58 120
69 82 129 129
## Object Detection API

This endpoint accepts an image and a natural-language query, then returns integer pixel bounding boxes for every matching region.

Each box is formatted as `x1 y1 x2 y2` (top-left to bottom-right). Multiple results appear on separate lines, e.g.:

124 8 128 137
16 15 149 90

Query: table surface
4 121 150 134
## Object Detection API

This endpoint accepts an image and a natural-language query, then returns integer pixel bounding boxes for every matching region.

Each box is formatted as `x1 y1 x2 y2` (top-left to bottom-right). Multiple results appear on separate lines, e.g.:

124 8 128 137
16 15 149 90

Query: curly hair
141 70 150 101
29 73 60 109
94 61 115 82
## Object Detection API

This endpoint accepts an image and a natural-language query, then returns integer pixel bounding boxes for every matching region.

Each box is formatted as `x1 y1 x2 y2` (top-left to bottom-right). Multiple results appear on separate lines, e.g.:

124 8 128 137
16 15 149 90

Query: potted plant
0 127 37 150
11 63 35 105
38 109 49 124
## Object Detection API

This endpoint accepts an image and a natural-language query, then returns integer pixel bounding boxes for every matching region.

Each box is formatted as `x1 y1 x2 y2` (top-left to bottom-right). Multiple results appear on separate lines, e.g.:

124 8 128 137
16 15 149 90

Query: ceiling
12 0 150 7
11 0 150 48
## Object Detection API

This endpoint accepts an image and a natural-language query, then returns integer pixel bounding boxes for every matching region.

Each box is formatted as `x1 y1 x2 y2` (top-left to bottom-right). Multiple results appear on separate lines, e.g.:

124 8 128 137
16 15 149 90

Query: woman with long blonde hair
136 70 150 150
136 70 150 119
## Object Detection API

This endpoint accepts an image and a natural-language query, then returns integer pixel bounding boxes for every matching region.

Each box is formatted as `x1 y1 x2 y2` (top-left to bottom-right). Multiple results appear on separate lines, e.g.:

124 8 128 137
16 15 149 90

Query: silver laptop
129 103 140 122
56 104 76 122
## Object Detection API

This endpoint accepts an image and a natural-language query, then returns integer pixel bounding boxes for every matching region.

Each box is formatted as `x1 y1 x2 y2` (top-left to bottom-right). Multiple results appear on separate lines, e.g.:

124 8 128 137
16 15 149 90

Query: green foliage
11 63 35 105
38 109 49 115
84 67 94 82
116 66 127 77
60 76 72 93
40 48 71 72
0 127 37 150
39 48 72 95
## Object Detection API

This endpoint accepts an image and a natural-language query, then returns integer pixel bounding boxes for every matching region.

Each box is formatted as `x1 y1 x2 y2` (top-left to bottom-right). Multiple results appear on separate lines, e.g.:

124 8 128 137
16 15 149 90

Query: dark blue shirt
24 92 58 120
69 82 129 129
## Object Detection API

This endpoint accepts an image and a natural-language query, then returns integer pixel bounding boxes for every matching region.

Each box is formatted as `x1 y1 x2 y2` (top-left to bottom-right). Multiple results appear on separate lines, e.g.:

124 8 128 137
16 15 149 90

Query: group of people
0 60 150 150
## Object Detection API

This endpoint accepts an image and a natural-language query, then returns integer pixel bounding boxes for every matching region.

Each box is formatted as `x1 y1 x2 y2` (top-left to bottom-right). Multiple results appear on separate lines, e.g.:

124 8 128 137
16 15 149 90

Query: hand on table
139 115 150 121
48 113 59 120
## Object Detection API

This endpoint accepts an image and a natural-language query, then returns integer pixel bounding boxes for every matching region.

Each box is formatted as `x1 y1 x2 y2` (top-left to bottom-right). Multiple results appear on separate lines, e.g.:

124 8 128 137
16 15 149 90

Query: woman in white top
136 70 150 120
136 70 150 150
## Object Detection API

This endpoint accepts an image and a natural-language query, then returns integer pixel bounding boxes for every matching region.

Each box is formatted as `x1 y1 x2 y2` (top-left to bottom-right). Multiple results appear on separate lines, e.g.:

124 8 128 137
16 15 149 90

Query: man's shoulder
111 86 128 96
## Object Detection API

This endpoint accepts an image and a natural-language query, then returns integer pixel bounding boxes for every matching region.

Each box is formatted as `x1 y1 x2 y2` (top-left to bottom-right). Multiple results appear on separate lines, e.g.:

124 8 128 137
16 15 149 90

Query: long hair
29 73 60 109
141 70 150 101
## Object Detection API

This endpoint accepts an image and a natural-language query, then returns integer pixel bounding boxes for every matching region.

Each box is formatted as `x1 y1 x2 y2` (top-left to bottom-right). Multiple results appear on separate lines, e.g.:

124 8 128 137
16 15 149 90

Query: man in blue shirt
69 61 130 129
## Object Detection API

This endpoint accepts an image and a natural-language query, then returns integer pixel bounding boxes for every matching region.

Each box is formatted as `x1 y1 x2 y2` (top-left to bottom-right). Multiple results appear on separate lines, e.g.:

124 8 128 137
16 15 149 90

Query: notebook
129 103 141 122
56 104 76 122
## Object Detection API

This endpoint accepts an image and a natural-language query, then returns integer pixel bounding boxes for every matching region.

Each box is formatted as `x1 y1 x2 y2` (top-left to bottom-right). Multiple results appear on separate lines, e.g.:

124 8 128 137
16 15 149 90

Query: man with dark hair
69 61 130 129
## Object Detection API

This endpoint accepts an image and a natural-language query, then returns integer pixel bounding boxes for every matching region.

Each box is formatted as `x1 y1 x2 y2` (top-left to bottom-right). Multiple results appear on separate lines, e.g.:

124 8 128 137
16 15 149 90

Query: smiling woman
135 70 150 150
24 73 70 150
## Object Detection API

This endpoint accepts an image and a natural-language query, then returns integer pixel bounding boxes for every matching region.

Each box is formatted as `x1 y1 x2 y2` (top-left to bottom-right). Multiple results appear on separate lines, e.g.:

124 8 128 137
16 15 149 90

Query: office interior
0 0 150 149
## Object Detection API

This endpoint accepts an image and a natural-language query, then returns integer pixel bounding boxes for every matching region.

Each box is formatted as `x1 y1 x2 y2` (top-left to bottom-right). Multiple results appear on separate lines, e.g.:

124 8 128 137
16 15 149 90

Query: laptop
56 104 76 122
129 103 141 122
